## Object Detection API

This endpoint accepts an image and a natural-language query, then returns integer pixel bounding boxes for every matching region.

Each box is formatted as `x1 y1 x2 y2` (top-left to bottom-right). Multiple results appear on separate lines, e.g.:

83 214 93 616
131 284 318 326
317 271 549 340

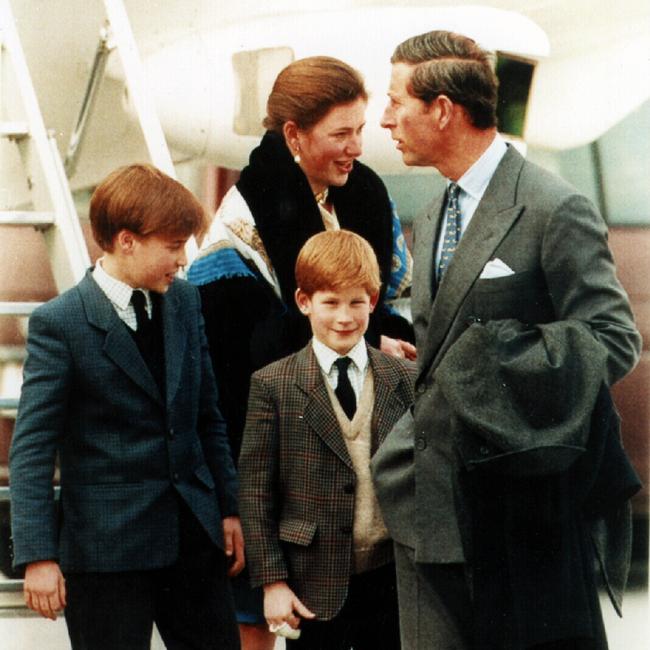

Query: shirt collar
93 258 151 311
312 337 368 375
454 133 508 200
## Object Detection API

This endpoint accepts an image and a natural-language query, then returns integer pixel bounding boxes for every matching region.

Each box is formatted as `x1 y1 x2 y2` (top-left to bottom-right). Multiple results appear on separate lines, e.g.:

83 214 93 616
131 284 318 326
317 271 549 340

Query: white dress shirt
92 259 152 331
312 337 368 403
435 134 508 268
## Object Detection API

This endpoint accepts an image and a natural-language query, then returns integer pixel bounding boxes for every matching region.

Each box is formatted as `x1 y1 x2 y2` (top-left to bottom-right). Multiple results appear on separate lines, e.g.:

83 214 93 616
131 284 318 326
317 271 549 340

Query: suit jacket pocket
194 463 216 490
279 518 318 547
469 270 553 324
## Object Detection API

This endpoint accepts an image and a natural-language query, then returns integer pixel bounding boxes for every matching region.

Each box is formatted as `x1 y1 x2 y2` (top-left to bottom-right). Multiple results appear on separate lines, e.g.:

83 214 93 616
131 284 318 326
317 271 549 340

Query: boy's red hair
295 230 381 296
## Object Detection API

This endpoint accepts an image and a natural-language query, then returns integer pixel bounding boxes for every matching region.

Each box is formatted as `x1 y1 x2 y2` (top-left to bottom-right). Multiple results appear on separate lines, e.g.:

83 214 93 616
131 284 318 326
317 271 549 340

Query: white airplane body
2 0 648 193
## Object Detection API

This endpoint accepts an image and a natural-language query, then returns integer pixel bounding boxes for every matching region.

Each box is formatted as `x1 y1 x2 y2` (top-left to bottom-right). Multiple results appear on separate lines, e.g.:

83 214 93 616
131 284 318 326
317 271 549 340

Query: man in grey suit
10 164 244 649
373 31 642 649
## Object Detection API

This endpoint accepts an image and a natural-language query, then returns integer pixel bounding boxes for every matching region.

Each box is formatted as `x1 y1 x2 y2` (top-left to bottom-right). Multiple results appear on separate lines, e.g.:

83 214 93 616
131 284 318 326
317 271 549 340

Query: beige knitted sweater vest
326 369 392 573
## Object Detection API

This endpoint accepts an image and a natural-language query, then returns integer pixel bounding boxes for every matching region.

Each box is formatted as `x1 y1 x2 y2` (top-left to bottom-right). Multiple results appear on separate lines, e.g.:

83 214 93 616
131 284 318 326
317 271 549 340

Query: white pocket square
480 258 515 279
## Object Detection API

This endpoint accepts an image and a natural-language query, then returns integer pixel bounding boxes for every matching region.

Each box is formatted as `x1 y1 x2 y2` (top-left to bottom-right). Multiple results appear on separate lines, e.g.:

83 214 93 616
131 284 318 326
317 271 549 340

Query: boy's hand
264 581 316 630
24 560 66 620
222 516 245 576
381 335 417 361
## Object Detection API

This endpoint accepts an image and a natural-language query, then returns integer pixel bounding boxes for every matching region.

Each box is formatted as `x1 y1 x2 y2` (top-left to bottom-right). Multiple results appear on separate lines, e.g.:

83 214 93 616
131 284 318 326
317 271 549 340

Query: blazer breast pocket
468 270 553 324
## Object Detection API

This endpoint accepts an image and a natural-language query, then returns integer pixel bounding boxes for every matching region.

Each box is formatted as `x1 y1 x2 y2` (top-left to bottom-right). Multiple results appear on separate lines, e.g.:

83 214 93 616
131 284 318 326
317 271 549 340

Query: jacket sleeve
9 307 71 568
238 373 288 587
541 193 641 384
377 200 415 343
193 288 239 518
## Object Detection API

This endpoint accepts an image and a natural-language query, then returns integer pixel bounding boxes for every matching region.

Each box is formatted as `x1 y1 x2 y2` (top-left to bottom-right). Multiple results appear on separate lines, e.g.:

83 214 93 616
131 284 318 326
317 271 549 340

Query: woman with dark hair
188 55 413 649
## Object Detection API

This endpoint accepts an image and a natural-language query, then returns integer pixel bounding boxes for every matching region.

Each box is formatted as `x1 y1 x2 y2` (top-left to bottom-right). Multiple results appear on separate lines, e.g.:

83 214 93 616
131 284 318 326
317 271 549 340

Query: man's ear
115 229 136 254
369 293 379 313
434 95 455 130
295 288 311 315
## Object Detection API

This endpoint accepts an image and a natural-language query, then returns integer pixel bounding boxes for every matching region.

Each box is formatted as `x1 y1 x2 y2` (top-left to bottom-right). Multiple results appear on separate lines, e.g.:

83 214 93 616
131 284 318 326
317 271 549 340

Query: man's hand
264 581 316 630
222 515 245 576
24 560 66 620
381 335 417 361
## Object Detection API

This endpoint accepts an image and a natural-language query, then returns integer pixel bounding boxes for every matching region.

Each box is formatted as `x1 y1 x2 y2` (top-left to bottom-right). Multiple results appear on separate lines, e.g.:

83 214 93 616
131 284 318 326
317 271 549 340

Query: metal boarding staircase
0 0 179 610
0 0 90 609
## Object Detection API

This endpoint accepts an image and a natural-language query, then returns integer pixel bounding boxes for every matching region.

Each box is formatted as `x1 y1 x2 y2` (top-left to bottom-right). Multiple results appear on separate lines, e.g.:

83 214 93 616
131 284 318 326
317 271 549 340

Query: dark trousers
287 562 400 650
394 542 607 650
64 502 239 650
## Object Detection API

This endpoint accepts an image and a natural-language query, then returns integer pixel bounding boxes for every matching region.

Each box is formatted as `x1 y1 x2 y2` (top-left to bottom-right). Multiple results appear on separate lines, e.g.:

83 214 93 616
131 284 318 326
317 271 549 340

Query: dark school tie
334 357 356 421
130 289 149 331
437 182 462 280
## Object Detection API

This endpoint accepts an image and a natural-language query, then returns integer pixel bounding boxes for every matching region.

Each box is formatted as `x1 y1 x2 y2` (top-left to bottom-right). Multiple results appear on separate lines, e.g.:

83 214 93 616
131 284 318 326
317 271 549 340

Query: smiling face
296 285 377 355
381 62 440 167
106 231 189 293
291 97 367 195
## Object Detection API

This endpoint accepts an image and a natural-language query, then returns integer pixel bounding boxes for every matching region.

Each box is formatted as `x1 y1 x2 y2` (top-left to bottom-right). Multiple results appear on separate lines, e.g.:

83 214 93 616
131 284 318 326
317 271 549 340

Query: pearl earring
294 152 301 164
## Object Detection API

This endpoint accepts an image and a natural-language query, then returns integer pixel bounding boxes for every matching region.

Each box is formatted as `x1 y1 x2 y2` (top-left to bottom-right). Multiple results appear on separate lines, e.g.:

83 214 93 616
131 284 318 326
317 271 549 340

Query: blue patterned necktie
437 182 462 281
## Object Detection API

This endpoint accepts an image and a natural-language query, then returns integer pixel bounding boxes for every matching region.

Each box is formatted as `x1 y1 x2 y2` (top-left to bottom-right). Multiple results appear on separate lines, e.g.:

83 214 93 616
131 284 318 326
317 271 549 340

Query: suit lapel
419 147 526 373
161 285 187 406
412 190 445 320
79 272 163 404
297 346 353 468
368 348 410 451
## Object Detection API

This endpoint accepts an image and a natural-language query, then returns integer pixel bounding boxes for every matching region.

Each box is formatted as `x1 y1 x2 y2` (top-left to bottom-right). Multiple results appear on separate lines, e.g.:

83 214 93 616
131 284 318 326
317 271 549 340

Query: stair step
0 579 24 594
0 302 43 316
0 398 19 411
0 121 29 140
0 210 54 227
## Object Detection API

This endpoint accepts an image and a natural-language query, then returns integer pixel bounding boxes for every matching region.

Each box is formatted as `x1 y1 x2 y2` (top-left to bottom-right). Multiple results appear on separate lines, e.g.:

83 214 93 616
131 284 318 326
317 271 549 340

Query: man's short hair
392 30 498 129
89 163 207 251
295 230 381 297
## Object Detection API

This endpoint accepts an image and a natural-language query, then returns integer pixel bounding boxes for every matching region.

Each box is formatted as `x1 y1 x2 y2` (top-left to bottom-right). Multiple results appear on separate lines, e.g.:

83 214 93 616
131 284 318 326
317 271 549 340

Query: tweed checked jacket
9 272 238 572
238 343 415 620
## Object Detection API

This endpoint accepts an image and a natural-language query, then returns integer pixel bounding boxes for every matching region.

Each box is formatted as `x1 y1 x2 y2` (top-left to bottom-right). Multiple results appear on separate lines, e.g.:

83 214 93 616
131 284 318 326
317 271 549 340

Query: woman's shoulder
216 185 251 222
187 242 256 287
348 159 387 190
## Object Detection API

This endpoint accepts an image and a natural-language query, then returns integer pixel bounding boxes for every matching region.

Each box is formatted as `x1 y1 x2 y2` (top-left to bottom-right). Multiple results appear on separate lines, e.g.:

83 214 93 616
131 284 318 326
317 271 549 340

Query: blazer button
168 428 175 439
172 472 180 483
340 525 352 535
416 436 427 451
343 483 355 495
416 385 426 395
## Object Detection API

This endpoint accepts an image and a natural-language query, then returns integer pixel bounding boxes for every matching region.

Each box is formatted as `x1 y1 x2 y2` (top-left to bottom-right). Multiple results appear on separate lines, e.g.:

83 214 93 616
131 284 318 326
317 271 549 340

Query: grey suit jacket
10 271 238 572
372 145 641 564
239 343 415 619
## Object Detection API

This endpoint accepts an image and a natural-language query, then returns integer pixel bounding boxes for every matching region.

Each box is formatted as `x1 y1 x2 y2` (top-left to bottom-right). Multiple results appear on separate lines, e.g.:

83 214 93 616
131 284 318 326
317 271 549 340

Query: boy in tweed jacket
239 230 415 649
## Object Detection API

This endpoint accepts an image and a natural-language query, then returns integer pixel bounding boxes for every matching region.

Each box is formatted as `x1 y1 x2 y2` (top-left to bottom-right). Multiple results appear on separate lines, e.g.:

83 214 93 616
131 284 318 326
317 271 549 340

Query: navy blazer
9 271 237 572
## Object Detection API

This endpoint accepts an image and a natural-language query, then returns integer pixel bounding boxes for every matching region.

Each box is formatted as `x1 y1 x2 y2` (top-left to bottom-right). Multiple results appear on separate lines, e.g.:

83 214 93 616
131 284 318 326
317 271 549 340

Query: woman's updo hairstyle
264 56 367 132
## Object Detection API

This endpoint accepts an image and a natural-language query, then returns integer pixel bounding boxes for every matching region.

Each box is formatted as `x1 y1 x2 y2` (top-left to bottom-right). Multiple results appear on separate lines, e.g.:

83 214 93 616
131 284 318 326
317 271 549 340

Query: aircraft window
495 53 535 139
232 47 294 137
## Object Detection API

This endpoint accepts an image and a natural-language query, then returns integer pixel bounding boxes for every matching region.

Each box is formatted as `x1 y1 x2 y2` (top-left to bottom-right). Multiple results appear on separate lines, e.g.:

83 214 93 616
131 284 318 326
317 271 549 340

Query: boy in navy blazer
239 230 415 649
10 164 243 649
